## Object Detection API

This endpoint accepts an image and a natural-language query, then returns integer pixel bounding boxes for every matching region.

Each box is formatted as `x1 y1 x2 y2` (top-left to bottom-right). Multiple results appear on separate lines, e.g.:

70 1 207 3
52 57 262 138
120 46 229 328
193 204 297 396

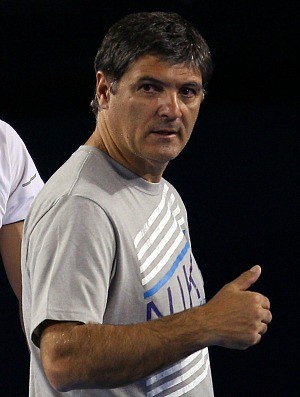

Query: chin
149 152 181 164
139 144 184 164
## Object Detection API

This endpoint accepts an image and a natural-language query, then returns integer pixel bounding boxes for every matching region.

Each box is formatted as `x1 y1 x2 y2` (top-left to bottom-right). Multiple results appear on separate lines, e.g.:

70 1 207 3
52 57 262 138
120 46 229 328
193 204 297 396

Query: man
22 12 272 396
0 119 43 321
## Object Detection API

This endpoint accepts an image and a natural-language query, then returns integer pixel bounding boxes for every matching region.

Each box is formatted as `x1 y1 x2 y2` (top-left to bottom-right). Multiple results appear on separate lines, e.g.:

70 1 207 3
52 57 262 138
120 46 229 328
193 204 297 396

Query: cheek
185 105 200 128
120 103 146 141
128 101 153 128
132 99 153 114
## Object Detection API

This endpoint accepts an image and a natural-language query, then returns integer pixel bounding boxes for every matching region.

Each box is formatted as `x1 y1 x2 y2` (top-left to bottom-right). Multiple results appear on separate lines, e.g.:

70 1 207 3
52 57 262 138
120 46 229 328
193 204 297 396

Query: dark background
0 0 299 395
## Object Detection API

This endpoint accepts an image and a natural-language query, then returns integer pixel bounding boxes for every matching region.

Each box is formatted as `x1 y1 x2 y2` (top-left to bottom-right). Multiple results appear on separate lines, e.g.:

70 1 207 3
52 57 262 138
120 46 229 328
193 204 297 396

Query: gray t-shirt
22 146 214 396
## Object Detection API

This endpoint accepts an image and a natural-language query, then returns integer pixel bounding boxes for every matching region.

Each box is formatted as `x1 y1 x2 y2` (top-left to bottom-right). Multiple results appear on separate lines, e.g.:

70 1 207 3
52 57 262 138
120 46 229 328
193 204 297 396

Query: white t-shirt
0 120 44 227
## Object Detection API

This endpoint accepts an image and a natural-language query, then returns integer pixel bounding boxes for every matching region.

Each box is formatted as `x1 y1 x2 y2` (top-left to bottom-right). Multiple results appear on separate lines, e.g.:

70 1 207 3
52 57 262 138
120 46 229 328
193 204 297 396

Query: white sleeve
0 120 44 227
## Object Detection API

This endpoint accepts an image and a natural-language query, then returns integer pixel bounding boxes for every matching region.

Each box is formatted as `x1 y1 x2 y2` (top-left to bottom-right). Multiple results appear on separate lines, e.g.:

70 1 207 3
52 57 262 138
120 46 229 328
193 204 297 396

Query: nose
157 91 183 119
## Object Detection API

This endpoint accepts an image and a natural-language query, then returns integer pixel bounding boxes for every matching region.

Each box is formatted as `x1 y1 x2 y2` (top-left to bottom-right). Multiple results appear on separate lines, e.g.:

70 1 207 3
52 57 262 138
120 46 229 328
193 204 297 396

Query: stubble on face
94 56 203 181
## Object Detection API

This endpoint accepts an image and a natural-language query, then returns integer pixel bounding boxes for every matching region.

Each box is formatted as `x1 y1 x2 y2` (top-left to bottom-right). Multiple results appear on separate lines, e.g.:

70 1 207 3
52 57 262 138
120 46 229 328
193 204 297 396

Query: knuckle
252 293 261 304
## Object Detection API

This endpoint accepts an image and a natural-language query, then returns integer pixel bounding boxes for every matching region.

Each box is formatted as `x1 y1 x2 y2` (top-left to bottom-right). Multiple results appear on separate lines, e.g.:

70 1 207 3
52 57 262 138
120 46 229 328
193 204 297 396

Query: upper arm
28 196 115 346
0 221 23 300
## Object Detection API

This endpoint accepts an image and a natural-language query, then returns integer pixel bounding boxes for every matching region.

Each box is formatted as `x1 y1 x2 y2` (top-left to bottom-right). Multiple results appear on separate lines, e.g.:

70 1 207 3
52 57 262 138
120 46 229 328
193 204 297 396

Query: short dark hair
91 12 213 115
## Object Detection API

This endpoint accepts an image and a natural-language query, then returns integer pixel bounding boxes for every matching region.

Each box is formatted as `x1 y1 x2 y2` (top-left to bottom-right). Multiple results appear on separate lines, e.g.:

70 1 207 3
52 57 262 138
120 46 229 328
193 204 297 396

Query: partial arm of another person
0 221 24 330
40 265 272 392
0 221 23 300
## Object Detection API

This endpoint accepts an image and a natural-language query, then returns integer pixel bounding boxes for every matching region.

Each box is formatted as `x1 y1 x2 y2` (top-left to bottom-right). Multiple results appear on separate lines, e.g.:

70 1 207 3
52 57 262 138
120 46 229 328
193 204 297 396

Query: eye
180 87 198 98
139 83 162 93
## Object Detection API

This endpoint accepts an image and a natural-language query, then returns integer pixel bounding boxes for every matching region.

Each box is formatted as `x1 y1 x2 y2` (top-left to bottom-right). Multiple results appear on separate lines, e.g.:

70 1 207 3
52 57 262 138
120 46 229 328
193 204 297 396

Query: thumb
230 265 262 291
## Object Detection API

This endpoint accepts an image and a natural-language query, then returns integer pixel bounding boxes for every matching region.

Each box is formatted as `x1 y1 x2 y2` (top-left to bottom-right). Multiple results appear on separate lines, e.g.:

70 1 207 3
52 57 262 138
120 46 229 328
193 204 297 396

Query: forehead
120 55 203 85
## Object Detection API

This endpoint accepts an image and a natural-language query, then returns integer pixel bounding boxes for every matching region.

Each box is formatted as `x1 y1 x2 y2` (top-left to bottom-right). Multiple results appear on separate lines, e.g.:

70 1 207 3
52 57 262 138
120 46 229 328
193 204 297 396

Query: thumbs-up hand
202 265 272 350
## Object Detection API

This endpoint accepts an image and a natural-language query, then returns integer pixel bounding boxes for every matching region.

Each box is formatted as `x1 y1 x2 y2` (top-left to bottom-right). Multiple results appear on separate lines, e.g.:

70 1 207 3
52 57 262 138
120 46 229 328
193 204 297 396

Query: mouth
151 129 179 137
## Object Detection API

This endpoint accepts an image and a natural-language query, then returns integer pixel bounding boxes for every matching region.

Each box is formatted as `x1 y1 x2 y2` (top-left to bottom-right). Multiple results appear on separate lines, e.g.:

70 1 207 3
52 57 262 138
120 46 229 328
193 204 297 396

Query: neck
85 121 167 183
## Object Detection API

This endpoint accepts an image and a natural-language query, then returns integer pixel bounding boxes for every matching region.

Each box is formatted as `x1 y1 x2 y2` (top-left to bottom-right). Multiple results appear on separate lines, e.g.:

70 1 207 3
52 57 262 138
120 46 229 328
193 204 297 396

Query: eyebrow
135 76 203 90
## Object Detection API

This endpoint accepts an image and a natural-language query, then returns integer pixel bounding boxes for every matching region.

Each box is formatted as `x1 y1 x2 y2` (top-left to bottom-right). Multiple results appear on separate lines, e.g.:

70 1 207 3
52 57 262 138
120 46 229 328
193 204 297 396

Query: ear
95 71 111 110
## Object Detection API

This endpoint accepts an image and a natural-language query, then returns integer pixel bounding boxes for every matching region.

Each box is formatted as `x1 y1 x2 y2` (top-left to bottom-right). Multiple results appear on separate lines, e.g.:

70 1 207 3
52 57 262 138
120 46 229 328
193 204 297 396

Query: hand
203 265 272 350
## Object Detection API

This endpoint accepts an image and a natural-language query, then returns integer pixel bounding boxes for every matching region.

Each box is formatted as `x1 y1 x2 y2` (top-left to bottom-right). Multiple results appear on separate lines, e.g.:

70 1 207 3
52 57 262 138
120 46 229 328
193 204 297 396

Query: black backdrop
0 1 299 395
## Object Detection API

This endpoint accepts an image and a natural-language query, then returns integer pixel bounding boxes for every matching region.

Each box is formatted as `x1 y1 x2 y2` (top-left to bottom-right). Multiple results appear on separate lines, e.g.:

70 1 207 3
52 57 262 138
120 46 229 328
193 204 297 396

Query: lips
151 127 180 136
153 130 176 135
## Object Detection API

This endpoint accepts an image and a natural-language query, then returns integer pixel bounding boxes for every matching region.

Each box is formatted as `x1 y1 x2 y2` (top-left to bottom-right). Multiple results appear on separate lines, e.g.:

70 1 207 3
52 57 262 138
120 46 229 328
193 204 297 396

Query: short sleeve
27 195 116 346
0 120 44 227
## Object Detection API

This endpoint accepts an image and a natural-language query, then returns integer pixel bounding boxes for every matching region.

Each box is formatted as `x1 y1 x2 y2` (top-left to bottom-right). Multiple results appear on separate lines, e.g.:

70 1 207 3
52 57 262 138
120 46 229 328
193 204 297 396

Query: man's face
97 55 203 181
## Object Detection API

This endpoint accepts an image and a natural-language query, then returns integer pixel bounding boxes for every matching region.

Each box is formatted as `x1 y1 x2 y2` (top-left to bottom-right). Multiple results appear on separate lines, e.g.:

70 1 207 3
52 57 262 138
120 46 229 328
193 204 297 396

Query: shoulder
0 120 44 226
0 119 33 167
0 119 24 146
0 120 25 185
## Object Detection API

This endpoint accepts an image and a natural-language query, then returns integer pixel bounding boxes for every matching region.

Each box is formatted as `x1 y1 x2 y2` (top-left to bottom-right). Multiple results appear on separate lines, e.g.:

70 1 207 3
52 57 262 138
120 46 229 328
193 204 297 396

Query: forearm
0 221 23 300
41 266 272 392
41 308 206 391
